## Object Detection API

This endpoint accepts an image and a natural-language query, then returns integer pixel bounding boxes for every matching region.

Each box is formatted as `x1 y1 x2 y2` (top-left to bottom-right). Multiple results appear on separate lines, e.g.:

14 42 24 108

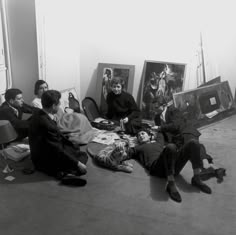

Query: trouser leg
150 143 177 178
174 139 202 176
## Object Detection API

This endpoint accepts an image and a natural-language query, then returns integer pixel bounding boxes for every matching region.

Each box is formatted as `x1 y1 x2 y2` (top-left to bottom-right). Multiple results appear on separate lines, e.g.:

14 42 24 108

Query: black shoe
215 168 226 182
60 176 87 187
166 183 182 203
22 167 35 175
56 171 67 180
199 167 216 181
191 177 212 194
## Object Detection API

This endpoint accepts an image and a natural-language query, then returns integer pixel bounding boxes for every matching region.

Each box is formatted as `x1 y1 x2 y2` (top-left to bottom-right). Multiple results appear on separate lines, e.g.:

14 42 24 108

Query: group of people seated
0 77 226 202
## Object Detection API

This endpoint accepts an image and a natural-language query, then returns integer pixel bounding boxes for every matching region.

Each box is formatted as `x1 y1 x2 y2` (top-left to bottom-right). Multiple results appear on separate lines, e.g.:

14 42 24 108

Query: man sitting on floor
129 129 212 203
28 90 88 184
0 88 37 140
154 100 226 181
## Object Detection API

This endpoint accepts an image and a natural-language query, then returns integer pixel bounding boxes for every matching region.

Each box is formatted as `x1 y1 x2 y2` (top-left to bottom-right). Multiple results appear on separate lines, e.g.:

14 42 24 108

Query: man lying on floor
153 99 226 182
128 128 225 203
28 90 88 186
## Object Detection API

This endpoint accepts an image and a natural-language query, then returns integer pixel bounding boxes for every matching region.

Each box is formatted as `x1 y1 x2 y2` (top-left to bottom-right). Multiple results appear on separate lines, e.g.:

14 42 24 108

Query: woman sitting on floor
106 77 142 135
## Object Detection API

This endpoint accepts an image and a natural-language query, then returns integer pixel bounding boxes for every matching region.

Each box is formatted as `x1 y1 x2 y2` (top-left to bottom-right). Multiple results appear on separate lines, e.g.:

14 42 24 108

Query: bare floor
0 115 236 235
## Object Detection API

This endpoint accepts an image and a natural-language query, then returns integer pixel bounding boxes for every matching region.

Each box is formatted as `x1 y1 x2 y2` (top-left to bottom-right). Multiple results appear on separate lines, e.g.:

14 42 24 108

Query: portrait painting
60 87 79 112
96 63 135 115
140 60 186 120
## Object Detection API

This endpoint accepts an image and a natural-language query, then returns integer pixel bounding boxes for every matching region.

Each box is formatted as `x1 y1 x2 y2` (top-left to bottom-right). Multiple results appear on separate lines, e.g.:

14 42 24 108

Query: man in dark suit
154 101 212 163
28 90 88 180
0 88 37 140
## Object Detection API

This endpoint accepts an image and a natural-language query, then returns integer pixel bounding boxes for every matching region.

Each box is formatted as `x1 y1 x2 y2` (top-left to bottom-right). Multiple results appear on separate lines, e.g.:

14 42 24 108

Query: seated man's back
28 90 88 178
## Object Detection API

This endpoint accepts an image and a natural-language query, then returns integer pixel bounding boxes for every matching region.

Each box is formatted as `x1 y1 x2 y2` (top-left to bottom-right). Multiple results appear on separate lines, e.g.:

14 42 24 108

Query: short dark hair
34 80 48 95
136 128 151 136
136 128 154 141
41 90 61 109
110 77 125 88
5 88 22 102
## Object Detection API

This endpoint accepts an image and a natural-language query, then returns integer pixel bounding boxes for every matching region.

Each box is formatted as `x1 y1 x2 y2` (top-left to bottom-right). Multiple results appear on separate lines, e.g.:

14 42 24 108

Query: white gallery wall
3 0 236 103
5 0 38 103
79 0 201 101
35 0 80 95
4 0 80 103
79 0 236 101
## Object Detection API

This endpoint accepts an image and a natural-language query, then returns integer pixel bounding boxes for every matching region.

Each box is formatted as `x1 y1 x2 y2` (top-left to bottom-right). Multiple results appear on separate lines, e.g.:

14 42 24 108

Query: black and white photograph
0 0 236 235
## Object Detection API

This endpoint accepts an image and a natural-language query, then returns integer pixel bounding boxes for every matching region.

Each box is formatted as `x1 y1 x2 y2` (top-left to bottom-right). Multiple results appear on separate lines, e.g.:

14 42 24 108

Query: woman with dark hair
106 77 142 135
31 80 48 108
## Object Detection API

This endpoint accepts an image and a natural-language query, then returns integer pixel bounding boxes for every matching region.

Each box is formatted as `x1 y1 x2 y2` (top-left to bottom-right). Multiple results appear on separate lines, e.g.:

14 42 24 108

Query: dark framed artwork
140 60 186 120
173 81 234 121
96 63 135 115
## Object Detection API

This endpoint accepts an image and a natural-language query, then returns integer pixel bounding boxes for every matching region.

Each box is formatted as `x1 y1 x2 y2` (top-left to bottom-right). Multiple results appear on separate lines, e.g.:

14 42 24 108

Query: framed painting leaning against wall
140 60 186 120
96 63 135 115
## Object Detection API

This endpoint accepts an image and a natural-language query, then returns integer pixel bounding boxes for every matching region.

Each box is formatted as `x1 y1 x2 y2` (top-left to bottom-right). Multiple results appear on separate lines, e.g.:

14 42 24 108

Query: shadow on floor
149 176 169 201
175 174 201 193
0 157 52 185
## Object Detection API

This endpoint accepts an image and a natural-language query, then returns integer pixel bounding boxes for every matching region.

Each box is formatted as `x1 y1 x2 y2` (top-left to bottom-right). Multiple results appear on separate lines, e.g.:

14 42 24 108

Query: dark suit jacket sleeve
0 107 29 131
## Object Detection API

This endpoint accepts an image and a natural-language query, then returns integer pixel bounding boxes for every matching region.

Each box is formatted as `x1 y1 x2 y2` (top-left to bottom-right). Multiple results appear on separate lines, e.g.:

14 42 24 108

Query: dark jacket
28 109 85 176
0 101 37 139
155 105 201 146
155 105 212 163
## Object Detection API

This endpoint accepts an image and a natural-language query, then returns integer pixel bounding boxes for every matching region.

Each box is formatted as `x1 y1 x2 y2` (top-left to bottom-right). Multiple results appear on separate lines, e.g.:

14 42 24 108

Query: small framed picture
96 63 135 115
60 87 79 112
140 60 186 120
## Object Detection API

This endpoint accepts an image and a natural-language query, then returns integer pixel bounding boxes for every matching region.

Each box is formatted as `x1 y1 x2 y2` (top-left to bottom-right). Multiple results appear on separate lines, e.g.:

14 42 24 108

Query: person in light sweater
31 80 49 109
